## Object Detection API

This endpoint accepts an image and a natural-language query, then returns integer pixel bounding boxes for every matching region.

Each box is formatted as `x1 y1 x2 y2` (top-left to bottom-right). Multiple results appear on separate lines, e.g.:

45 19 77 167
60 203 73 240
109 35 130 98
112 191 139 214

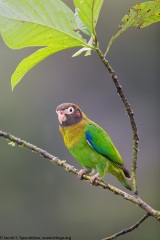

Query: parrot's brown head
56 103 83 127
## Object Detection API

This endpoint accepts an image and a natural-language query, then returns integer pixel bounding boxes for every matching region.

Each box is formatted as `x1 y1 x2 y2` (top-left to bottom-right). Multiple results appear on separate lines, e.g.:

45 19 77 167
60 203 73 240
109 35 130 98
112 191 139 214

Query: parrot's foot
90 173 101 186
78 169 90 180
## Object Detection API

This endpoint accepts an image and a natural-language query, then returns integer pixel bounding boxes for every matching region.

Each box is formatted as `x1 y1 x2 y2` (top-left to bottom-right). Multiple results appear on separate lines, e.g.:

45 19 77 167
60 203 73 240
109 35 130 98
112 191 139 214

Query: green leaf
133 0 160 28
11 46 72 90
105 0 160 56
0 0 88 89
73 0 104 36
74 9 91 36
0 0 86 48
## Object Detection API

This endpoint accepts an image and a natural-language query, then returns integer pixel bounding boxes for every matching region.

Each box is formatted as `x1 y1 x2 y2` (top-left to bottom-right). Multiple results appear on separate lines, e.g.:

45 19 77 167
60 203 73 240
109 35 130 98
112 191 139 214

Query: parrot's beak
56 110 67 125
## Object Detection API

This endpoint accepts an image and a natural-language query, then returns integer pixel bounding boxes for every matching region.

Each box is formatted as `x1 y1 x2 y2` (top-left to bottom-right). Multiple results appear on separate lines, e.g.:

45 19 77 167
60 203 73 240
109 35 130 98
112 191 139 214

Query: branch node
134 190 139 197
59 160 66 166
66 165 75 172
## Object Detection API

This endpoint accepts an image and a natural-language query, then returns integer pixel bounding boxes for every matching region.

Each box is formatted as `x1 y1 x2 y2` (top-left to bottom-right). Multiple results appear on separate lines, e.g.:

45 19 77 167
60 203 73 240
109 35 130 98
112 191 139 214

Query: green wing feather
85 122 124 166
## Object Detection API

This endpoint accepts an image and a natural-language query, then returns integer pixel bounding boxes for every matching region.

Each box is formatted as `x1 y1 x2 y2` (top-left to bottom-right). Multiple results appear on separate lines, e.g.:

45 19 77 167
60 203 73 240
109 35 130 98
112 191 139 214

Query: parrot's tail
123 167 132 180
111 161 132 180
109 162 132 190
116 170 132 191
119 178 132 191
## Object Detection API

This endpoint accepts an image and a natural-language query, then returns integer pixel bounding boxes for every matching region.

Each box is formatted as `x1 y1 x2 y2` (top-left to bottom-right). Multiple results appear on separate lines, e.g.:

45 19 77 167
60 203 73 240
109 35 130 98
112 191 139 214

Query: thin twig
97 49 139 196
102 213 150 240
0 130 160 221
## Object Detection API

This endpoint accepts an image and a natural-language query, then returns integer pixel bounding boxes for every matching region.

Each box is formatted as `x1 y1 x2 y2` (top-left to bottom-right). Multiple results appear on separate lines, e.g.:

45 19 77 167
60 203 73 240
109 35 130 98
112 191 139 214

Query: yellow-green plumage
56 103 132 191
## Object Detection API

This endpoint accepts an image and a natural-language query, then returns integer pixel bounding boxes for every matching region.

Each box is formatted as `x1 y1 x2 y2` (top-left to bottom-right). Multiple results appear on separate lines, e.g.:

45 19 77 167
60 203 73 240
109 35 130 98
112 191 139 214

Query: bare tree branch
102 213 150 240
97 49 139 196
0 130 160 222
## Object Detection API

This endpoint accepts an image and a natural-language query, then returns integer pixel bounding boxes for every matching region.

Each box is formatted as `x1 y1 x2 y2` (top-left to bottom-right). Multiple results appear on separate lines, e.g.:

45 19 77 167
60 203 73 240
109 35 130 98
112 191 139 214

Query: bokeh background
0 1 159 239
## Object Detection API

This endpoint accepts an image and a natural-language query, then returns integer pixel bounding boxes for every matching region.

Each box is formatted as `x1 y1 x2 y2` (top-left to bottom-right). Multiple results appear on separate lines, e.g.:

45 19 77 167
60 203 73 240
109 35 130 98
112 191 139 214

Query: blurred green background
0 1 159 239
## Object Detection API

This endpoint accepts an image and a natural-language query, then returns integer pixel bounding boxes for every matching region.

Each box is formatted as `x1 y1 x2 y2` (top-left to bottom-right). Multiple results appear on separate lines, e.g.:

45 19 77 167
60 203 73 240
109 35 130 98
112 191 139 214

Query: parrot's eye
67 107 74 114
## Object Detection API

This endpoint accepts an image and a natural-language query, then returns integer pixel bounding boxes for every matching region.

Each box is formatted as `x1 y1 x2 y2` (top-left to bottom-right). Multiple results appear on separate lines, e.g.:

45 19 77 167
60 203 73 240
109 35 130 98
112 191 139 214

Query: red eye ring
75 110 80 117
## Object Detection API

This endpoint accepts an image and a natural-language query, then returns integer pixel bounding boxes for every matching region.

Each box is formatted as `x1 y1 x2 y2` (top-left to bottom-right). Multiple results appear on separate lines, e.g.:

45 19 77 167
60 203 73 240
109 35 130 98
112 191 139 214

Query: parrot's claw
90 173 100 186
78 169 90 180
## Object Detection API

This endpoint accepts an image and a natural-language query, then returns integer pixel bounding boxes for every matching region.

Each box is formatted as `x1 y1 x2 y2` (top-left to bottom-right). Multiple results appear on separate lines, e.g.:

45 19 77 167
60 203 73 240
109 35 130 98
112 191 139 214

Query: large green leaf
73 0 104 36
72 0 103 57
11 45 78 91
0 0 87 48
0 0 89 89
105 0 160 56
